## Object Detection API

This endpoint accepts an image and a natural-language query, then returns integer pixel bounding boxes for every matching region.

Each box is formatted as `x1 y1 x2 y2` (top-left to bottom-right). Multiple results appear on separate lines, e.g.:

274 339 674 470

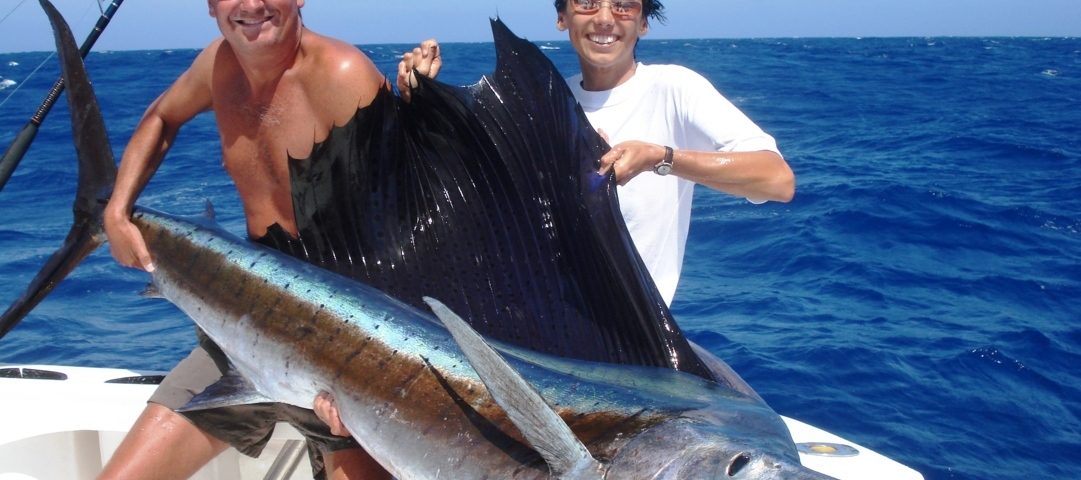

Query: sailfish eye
726 452 752 476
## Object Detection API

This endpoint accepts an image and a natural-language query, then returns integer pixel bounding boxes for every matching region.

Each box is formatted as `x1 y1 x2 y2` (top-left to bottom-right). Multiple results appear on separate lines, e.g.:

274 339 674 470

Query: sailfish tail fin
0 0 117 339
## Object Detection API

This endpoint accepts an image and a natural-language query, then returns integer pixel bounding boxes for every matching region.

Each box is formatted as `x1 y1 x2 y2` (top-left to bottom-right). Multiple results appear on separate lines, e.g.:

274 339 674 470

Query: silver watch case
653 146 674 176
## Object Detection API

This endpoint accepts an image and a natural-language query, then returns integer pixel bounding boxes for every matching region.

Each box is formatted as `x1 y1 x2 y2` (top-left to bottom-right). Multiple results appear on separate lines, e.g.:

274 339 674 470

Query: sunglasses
571 0 644 18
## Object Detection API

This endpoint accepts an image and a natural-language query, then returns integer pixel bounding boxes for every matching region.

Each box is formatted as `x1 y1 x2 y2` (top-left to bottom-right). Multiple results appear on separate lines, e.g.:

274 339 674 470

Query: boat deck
0 365 923 479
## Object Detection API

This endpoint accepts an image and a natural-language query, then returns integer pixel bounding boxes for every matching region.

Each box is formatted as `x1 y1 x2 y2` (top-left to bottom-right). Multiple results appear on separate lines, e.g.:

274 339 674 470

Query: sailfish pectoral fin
0 0 117 340
423 297 604 480
178 367 274 413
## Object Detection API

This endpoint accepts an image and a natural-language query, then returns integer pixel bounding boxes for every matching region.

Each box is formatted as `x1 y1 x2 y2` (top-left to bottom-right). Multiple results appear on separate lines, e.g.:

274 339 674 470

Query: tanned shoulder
302 31 386 124
151 38 222 125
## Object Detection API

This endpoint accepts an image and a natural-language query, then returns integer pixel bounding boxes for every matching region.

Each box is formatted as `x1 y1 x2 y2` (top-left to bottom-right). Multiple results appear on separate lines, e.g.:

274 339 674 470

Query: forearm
602 140 795 203
671 149 795 203
106 113 178 219
107 49 211 219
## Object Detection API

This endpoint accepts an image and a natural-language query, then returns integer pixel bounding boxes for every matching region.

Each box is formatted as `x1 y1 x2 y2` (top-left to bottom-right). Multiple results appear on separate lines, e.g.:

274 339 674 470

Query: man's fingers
406 50 421 88
429 51 442 79
421 39 439 59
417 42 440 77
396 57 410 94
314 391 349 437
597 148 622 175
129 230 154 272
398 40 440 101
106 223 154 272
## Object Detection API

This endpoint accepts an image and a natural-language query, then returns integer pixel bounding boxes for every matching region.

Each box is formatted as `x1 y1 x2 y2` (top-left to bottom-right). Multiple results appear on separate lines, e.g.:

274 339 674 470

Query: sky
0 0 1079 54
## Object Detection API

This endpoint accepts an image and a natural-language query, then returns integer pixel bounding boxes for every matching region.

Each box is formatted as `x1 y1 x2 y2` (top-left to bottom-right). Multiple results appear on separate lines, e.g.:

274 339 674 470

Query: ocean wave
966 346 1027 373
941 133 1072 163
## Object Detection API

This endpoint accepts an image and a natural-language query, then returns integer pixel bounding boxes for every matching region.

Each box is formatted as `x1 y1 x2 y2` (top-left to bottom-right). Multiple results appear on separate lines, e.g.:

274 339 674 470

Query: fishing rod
0 0 125 192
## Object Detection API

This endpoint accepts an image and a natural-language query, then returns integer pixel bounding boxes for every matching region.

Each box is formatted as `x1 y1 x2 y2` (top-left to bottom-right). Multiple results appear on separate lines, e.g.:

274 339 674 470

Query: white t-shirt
567 63 780 305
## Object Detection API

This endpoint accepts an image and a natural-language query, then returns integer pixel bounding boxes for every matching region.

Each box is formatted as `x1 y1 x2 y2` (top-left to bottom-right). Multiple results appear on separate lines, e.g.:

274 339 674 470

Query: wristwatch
653 146 674 176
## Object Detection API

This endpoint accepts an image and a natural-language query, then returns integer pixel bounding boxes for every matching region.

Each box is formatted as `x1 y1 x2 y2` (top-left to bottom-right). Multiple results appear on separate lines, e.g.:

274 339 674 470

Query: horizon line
2 34 1078 55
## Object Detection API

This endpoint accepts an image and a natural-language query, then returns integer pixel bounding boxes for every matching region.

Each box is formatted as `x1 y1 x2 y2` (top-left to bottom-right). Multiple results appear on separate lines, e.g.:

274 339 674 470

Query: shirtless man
100 1 436 478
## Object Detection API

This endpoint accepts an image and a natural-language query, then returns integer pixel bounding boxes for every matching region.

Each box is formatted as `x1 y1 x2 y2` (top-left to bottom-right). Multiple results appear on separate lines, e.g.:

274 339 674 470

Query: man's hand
314 391 350 437
597 141 667 186
397 39 442 103
104 206 154 272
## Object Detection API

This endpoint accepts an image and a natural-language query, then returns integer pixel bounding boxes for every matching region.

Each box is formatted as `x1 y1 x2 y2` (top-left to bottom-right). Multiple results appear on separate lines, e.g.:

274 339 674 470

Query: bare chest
217 89 320 166
212 83 327 235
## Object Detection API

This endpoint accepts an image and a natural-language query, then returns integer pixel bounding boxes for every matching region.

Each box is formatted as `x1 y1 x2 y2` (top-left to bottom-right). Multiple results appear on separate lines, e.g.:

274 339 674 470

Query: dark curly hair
553 0 667 24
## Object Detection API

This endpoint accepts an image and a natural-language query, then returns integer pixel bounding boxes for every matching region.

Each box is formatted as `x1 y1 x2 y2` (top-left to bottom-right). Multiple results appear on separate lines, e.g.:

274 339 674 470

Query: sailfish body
140 206 822 479
0 1 834 478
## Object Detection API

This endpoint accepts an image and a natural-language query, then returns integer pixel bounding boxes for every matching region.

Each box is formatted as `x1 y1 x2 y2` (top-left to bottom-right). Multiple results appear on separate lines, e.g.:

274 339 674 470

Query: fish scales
130 208 720 478
131 209 555 476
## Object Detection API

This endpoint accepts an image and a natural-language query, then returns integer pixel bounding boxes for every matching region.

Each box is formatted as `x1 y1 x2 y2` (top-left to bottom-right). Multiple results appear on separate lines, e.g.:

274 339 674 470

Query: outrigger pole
0 0 125 192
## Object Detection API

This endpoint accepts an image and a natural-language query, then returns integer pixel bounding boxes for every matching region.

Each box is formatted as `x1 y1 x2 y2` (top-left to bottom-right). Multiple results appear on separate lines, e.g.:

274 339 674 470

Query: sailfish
0 1 833 478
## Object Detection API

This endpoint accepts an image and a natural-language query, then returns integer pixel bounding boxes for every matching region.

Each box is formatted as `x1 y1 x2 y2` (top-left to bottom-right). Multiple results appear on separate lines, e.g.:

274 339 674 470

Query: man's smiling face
557 0 649 85
208 0 304 49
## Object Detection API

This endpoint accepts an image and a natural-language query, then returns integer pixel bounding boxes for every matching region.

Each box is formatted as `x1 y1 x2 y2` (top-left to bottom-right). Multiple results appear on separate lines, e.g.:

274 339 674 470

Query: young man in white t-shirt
402 2 794 305
554 0 795 305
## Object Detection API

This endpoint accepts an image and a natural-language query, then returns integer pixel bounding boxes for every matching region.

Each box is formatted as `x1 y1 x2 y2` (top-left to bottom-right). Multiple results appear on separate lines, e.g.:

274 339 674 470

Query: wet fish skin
139 205 828 479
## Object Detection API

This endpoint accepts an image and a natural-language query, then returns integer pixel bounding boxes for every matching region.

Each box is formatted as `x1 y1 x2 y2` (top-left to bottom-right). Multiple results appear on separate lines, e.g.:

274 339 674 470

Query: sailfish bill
0 1 835 478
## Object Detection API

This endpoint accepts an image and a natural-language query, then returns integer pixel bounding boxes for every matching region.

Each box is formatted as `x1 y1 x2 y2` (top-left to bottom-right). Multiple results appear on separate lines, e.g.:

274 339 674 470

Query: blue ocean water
1 35 1079 480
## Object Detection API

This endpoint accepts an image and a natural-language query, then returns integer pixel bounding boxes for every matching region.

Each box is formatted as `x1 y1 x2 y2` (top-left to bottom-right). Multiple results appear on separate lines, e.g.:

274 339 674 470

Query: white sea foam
0 78 17 90
6 61 18 67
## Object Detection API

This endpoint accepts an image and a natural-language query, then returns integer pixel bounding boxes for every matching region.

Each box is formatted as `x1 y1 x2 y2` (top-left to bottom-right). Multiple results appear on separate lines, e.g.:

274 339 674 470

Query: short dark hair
554 0 668 24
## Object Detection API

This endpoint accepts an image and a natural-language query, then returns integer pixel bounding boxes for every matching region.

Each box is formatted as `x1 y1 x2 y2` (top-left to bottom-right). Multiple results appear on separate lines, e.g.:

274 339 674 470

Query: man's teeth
236 17 269 25
589 34 617 45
